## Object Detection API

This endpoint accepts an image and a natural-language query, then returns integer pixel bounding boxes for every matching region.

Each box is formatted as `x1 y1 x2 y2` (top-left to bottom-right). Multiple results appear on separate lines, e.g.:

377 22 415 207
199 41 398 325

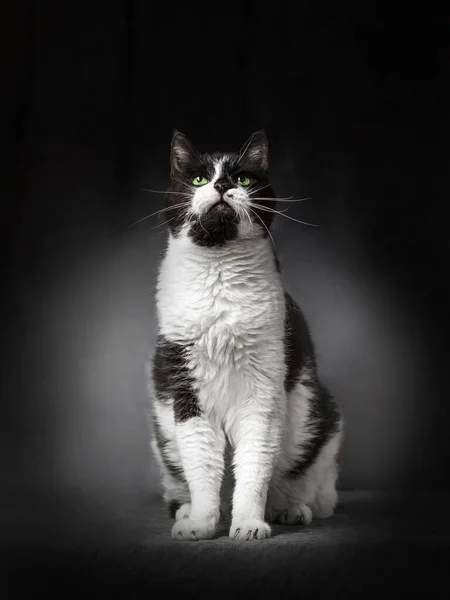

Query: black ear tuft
239 130 269 171
170 131 198 178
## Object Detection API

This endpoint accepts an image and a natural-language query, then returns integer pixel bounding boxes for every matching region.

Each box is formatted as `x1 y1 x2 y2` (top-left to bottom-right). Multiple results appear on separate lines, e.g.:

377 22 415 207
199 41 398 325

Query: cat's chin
188 202 239 246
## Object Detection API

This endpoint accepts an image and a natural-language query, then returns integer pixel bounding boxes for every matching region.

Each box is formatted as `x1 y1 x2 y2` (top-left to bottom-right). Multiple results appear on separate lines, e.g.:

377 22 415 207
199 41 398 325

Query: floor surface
6 490 450 598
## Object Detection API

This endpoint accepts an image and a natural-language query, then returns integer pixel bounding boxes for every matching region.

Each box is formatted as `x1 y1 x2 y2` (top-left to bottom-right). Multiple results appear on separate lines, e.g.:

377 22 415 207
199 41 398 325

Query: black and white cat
148 130 343 541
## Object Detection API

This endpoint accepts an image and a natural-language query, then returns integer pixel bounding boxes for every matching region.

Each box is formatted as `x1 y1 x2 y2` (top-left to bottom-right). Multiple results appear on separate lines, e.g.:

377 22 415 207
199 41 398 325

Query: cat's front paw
229 520 271 541
175 502 191 521
171 517 216 541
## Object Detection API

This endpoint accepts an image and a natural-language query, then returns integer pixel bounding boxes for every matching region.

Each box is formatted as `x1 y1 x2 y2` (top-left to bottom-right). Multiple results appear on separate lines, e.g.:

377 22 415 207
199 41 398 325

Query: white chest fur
156 231 286 418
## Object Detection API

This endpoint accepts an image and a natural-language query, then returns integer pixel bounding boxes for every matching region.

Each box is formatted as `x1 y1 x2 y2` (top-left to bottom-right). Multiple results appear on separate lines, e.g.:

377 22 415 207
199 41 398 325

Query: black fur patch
282 292 341 478
152 335 201 422
283 292 315 393
151 411 185 481
284 383 341 479
168 499 181 519
273 250 281 273
188 201 239 247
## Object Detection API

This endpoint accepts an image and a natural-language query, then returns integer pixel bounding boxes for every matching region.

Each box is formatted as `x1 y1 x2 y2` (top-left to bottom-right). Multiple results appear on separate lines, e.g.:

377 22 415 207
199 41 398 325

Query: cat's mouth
207 199 233 213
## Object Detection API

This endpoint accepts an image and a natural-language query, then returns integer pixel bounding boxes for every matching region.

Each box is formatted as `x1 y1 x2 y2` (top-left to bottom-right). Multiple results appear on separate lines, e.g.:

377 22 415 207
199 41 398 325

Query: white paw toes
171 518 216 541
279 503 313 525
229 520 271 541
175 502 191 522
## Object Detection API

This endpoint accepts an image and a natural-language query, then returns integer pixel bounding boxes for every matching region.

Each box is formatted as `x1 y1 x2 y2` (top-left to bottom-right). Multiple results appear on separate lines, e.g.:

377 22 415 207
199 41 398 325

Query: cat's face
165 131 277 247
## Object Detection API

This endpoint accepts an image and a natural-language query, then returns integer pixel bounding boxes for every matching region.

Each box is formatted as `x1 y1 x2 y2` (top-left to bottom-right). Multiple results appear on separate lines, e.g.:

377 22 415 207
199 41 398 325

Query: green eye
237 175 251 187
192 175 209 186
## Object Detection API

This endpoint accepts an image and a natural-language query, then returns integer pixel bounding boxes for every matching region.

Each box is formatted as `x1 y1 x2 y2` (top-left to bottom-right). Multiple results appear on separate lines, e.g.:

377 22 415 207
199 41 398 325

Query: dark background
3 0 450 596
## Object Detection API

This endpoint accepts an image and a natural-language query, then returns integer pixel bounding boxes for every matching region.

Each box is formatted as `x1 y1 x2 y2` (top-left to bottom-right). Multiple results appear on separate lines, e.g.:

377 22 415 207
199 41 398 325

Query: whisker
180 145 205 166
248 183 272 195
152 217 175 230
231 205 242 225
198 215 208 235
128 202 188 228
198 213 208 234
251 196 312 203
235 203 253 231
237 137 256 165
250 203 319 227
248 206 276 250
140 188 190 196
241 206 253 229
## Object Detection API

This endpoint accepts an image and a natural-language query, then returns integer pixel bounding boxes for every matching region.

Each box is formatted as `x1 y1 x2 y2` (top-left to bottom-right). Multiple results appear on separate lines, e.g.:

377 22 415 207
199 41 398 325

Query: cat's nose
214 179 233 195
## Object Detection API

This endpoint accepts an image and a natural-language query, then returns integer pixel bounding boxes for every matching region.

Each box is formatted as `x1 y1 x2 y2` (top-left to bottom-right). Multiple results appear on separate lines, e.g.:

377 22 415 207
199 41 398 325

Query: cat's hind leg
276 460 339 524
278 502 313 525
309 427 342 519
266 428 343 525
310 461 339 519
265 473 314 526
149 402 191 519
150 435 191 518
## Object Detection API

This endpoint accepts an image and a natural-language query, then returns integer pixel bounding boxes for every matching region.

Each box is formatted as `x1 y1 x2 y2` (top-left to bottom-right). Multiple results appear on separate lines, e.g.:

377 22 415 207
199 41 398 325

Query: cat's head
165 130 277 247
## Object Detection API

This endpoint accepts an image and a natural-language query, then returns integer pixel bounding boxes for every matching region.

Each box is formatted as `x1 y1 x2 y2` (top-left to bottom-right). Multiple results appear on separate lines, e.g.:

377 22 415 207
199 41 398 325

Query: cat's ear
170 130 198 178
239 130 269 172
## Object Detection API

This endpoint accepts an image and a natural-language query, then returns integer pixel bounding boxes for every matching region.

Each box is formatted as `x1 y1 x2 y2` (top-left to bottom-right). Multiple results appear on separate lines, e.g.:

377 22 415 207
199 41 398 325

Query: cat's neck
166 232 278 274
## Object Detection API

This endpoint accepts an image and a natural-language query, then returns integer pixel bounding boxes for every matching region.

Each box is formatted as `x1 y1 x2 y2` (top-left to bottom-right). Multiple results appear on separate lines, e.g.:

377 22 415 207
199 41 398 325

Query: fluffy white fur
150 160 343 541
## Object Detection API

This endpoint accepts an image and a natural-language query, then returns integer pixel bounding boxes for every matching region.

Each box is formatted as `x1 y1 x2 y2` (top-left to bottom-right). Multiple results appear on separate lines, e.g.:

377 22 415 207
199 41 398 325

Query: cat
147 130 343 541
